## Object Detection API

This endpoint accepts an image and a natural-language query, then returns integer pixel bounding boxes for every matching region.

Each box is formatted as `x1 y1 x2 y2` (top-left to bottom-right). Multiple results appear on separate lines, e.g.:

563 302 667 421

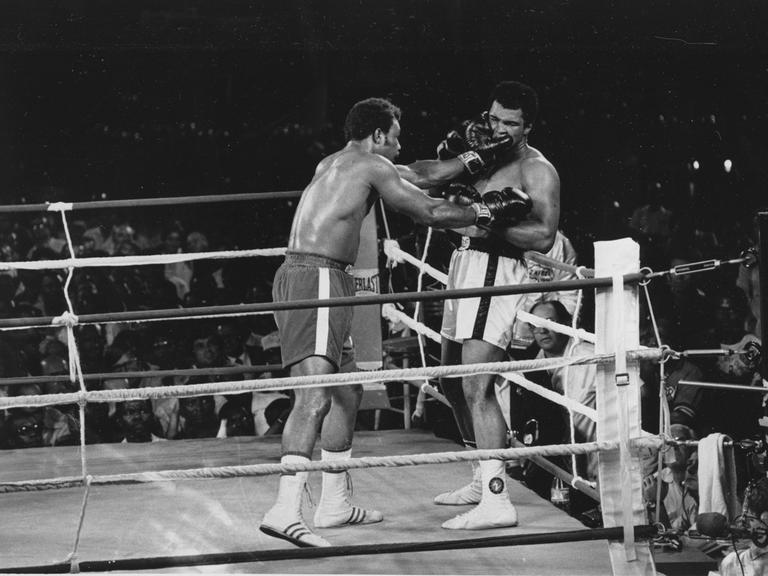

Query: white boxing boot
260 455 331 547
442 459 518 530
313 449 383 528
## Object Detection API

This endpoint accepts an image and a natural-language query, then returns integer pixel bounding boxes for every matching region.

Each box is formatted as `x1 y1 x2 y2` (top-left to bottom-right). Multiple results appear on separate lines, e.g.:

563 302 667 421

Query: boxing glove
458 112 515 175
472 187 532 226
436 130 468 160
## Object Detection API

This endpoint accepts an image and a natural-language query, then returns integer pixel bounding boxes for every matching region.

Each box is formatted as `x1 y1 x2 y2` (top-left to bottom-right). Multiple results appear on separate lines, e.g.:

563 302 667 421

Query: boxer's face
375 119 401 161
488 101 530 145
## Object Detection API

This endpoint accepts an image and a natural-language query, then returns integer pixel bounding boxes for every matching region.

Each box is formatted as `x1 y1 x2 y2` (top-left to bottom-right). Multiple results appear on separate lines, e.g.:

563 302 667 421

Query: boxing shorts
272 251 356 370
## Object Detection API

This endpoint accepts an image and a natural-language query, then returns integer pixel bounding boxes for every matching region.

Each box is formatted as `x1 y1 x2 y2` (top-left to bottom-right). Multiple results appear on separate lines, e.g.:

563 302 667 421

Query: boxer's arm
373 159 479 228
491 159 560 253
396 158 466 189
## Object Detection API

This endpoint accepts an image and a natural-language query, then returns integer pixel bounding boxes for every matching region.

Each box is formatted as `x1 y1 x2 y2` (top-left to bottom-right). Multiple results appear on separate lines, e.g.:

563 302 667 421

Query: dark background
0 0 766 251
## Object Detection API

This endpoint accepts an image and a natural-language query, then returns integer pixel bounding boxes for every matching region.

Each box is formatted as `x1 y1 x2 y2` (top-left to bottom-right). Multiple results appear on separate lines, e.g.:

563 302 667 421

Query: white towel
698 433 739 519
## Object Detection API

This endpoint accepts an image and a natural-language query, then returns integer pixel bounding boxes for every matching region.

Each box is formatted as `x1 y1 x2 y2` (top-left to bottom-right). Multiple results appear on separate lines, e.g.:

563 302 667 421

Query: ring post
594 238 655 575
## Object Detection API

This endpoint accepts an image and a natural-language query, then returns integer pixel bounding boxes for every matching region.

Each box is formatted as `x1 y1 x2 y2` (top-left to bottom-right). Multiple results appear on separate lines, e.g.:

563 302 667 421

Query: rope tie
45 202 74 212
52 311 80 328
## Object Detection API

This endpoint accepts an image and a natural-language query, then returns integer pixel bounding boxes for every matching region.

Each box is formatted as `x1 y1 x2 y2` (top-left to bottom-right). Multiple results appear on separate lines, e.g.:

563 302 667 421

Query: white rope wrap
0 436 665 494
524 250 595 278
45 202 74 212
516 310 596 343
0 349 663 411
382 303 442 344
503 372 598 422
51 311 80 328
0 247 288 271
382 239 449 285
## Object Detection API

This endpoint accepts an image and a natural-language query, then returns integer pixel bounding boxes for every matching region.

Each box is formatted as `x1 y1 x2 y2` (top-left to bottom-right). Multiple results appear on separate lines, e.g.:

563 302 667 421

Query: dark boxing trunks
272 251 356 370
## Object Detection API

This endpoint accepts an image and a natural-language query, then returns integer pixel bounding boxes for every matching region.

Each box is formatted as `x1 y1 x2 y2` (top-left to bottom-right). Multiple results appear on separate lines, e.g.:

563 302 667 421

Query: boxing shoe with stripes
259 466 331 548
259 518 331 548
313 471 383 528
313 504 384 528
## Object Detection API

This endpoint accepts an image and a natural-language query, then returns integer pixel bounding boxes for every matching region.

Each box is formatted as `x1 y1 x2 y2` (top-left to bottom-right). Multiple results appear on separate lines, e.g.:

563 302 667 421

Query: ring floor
1 430 615 575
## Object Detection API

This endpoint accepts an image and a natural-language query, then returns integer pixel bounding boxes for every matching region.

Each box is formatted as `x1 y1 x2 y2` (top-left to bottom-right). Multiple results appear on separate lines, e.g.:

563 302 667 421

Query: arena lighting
724 159 733 173
692 160 700 170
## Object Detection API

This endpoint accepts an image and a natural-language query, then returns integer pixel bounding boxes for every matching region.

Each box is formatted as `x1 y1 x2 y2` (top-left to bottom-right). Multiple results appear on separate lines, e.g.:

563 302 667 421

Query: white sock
479 459 508 503
274 455 309 510
319 449 351 508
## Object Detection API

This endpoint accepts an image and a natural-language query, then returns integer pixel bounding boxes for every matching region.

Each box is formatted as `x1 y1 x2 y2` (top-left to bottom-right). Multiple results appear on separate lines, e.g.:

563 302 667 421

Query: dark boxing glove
443 182 481 205
458 112 515 175
472 187 532 227
436 130 468 160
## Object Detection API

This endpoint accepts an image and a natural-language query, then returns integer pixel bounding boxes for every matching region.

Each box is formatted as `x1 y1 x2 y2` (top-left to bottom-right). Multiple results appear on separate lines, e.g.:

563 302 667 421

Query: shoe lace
345 471 354 498
303 481 315 508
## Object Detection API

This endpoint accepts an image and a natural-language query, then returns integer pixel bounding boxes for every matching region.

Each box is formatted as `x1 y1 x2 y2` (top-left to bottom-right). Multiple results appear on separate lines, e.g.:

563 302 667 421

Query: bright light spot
613 201 620 208
692 160 700 170
724 159 733 173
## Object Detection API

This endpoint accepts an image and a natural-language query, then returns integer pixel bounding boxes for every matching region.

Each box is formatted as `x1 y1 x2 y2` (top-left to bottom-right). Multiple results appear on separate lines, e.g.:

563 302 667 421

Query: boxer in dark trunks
260 97 526 547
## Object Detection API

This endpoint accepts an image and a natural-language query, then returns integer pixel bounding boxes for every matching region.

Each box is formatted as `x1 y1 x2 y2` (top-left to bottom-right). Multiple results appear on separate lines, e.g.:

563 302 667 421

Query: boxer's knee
293 388 333 421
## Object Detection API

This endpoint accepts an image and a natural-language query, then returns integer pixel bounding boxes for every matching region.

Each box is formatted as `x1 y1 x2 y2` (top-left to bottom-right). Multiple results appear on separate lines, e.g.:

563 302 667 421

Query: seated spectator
718 477 768 576
108 399 165 443
217 399 256 438
102 222 137 256
26 217 66 260
38 353 81 447
643 423 699 531
510 230 581 352
529 300 597 465
2 409 44 449
177 395 219 439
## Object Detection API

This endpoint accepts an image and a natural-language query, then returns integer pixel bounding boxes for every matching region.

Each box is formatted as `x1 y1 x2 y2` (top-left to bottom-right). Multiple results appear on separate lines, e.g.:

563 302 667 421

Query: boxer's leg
442 339 517 530
314 349 383 528
434 337 483 505
260 356 336 547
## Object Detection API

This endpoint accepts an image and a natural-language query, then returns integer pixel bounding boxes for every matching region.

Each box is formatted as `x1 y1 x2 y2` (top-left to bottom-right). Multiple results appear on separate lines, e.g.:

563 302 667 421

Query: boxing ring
0 195 764 575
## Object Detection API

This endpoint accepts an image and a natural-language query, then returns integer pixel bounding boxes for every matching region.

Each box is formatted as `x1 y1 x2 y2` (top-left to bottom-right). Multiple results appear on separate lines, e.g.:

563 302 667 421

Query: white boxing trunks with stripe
440 246 530 349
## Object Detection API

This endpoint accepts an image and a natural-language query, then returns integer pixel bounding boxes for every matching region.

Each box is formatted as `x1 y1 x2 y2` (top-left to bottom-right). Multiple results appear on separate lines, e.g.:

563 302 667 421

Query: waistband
284 250 353 272
457 236 524 260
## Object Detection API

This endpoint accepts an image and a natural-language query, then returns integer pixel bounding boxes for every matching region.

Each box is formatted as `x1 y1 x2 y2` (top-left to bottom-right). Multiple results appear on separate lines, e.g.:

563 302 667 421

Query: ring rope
502 371 597 422
0 525 658 574
524 250 595 278
383 239 449 285
0 437 665 494
0 351 663 411
0 190 303 213
0 247 287 272
382 303 442 344
0 363 282 388
0 273 646 330
516 309 596 343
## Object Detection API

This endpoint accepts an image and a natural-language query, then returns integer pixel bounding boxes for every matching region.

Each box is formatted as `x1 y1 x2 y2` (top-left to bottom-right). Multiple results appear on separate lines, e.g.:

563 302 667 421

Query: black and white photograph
0 2 767 574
